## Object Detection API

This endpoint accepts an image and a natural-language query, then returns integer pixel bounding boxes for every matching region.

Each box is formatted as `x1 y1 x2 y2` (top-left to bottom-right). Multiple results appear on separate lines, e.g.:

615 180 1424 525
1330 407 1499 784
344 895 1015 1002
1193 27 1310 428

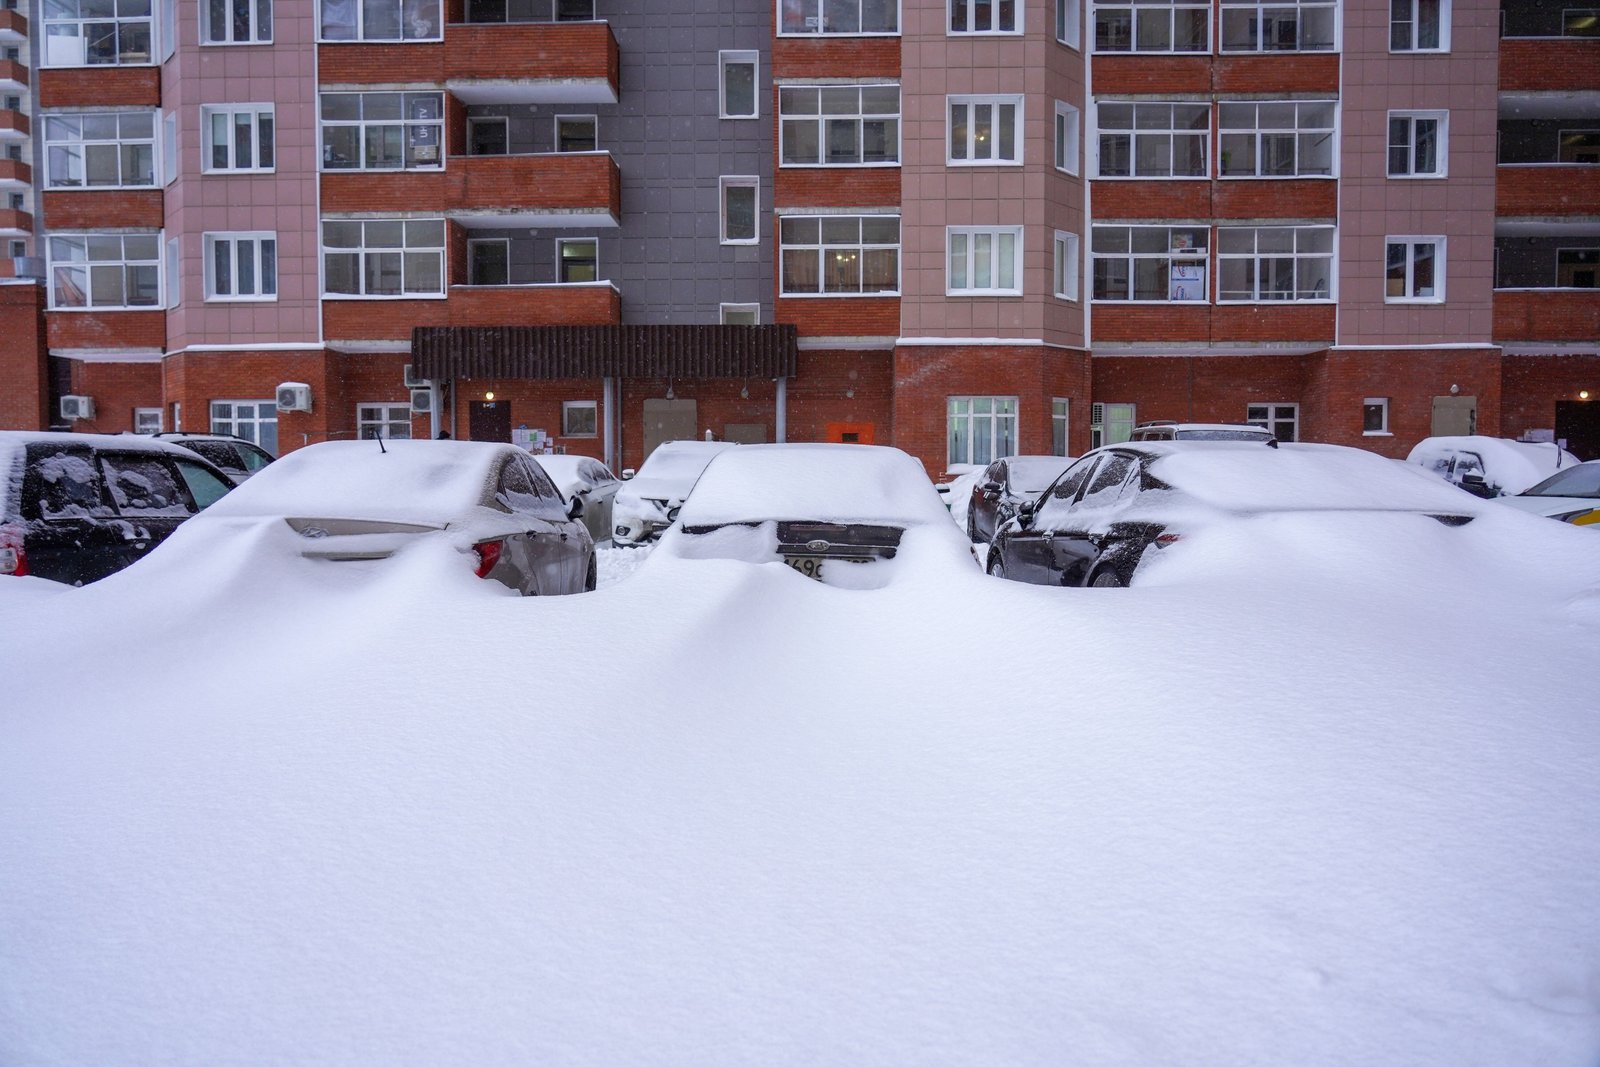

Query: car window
494 458 545 514
181 440 248 475
1453 452 1485 480
581 459 616 486
101 455 192 516
1077 452 1136 510
174 460 232 510
27 447 114 519
1523 464 1600 498
238 443 274 472
1033 456 1099 528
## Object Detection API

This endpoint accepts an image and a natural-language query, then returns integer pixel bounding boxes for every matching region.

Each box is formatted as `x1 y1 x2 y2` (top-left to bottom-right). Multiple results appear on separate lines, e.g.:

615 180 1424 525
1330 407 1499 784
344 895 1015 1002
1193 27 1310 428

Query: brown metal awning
410 324 798 381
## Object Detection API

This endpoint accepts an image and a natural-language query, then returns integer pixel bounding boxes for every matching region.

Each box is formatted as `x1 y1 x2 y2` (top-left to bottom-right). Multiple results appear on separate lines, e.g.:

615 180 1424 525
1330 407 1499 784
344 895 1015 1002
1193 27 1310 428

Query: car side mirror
567 495 585 519
1016 499 1037 525
621 468 636 480
1460 473 1496 498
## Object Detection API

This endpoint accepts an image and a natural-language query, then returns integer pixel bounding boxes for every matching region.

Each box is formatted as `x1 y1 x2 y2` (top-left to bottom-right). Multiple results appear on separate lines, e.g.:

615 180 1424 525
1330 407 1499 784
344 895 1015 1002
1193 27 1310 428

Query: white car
1406 435 1579 498
611 440 737 546
532 454 621 545
1496 460 1600 528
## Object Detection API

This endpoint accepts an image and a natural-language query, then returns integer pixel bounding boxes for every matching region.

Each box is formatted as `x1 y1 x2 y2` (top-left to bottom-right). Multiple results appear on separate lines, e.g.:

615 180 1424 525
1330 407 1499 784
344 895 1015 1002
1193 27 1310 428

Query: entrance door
642 398 697 459
469 400 511 442
825 421 875 444
1431 395 1477 437
1555 401 1600 461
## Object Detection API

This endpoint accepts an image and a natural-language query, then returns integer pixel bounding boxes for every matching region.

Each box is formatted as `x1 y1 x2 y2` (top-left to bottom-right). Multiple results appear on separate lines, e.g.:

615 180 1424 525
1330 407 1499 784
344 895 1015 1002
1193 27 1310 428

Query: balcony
1497 164 1600 215
0 108 27 140
451 151 619 228
0 58 26 92
0 158 31 187
445 281 621 325
0 207 31 236
444 20 618 104
1495 225 1599 341
0 9 27 45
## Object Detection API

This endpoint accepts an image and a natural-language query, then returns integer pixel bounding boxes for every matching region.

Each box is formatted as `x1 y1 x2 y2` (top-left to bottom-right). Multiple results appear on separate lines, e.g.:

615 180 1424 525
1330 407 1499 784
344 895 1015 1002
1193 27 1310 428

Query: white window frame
1056 0 1082 46
357 402 412 440
1218 100 1336 179
561 400 598 438
557 237 599 284
779 83 901 167
165 237 180 308
162 111 177 186
720 176 759 245
1052 398 1071 456
1219 0 1336 52
1091 225 1210 303
42 112 158 189
318 0 441 41
554 113 598 153
1390 0 1449 51
202 0 272 44
467 237 509 285
42 3 154 66
209 400 277 453
1363 397 1391 436
776 0 901 36
948 95 1023 166
949 0 1022 33
1096 101 1210 178
1092 0 1210 53
319 91 444 172
1055 101 1081 175
1090 401 1136 448
947 226 1023 296
1387 110 1448 178
947 396 1019 467
719 50 759 119
1053 230 1081 300
201 104 275 173
1246 402 1299 442
203 231 277 301
1385 235 1445 303
1216 225 1334 302
320 218 447 299
721 302 760 324
47 233 163 310
134 407 162 433
778 213 901 297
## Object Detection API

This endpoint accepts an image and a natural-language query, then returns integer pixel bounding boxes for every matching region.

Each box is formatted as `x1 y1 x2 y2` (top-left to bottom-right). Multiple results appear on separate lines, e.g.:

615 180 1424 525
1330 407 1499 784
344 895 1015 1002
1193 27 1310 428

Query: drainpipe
775 376 787 442
603 375 616 468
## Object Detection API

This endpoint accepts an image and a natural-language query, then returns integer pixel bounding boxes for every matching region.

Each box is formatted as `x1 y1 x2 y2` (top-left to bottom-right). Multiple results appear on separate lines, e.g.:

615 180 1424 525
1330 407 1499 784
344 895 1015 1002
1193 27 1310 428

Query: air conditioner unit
410 387 433 414
1090 402 1104 425
60 395 94 420
403 363 431 389
276 382 312 412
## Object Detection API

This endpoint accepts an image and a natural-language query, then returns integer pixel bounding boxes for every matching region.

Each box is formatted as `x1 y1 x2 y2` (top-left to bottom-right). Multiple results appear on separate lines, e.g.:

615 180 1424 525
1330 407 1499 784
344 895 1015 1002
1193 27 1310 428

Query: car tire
584 554 598 592
987 554 1006 580
1089 566 1125 588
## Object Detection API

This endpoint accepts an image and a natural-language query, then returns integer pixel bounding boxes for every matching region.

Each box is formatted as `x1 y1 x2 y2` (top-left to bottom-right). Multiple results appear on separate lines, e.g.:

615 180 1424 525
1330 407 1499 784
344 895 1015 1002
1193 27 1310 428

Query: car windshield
637 444 733 483
1520 463 1600 499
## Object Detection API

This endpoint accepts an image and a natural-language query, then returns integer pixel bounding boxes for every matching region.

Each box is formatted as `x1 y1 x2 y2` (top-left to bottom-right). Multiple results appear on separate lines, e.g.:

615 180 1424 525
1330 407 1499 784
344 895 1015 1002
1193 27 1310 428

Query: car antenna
377 433 387 454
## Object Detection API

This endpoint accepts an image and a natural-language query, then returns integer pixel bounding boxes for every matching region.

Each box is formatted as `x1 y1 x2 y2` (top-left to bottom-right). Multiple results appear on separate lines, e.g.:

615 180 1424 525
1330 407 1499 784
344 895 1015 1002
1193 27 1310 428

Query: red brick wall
772 38 900 79
0 11 27 38
0 59 29 89
443 23 617 87
775 295 899 338
55 359 162 434
0 159 31 186
0 110 28 137
1091 56 1211 95
48 310 165 350
444 285 621 326
0 283 48 430
43 190 165 230
1091 304 1212 343
1494 290 1600 343
0 208 32 235
40 67 161 108
1499 39 1599 92
1496 165 1600 217
1318 348 1504 456
319 43 446 83
775 169 901 209
1500 353 1600 441
1214 54 1340 94
1093 181 1335 221
786 347 895 450
325 300 449 341
445 376 608 454
321 154 620 216
1091 351 1317 433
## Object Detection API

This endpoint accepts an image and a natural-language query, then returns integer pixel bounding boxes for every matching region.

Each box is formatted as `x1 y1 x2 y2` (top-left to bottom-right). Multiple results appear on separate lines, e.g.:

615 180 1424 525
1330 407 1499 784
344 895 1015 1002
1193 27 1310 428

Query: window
1557 130 1600 163
556 0 591 16
319 0 440 40
1220 0 1335 50
134 407 162 433
1247 403 1298 441
720 177 758 244
357 403 412 439
1564 8 1599 34
468 238 508 285
1054 231 1081 300
48 234 160 309
721 303 760 324
948 96 1021 165
203 0 271 43
720 51 758 119
162 111 177 185
1385 236 1444 302
1557 249 1598 288
1388 111 1447 177
43 0 153 65
950 0 1018 32
1093 0 1208 51
562 400 597 437
321 219 446 297
165 237 179 307
555 115 597 152
1057 0 1081 45
1363 397 1390 435
948 396 1018 466
8 193 22 210
948 227 1022 295
320 92 443 170
1052 398 1070 455
778 0 899 34
779 214 900 295
1097 102 1209 178
467 117 507 156
210 400 277 454
780 84 900 166
558 238 598 283
202 105 274 172
204 232 277 300
1216 226 1333 301
1090 402 1136 447
43 113 157 188
1390 0 1446 50
1054 101 1080 174
1092 225 1208 301
1218 101 1335 177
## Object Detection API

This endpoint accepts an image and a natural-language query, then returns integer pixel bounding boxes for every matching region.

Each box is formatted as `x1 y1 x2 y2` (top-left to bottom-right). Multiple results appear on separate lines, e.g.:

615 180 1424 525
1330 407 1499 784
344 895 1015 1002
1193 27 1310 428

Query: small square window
468 117 508 156
562 400 597 437
133 407 162 434
721 303 760 324
1363 397 1390 435
1385 236 1445 302
555 115 597 153
468 239 509 285
558 238 598 283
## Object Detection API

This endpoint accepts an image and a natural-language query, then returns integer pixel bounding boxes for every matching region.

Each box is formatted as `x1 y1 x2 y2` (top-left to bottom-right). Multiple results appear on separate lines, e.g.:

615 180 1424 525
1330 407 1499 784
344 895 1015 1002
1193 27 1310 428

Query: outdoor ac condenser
275 383 312 412
59 395 94 420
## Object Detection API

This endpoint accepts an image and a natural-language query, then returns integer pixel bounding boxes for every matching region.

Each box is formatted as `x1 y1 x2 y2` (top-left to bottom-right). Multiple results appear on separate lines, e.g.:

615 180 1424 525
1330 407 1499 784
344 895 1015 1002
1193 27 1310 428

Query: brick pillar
0 282 49 430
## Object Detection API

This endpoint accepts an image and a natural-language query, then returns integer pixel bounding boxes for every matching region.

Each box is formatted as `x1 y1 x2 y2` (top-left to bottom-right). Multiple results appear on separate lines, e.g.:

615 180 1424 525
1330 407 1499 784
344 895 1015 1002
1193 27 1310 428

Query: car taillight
0 523 27 577
1153 532 1182 548
472 539 504 579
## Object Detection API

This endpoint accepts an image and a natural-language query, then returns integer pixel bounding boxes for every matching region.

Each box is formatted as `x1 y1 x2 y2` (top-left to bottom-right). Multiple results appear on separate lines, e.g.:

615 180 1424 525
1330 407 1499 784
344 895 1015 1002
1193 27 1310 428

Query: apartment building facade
0 0 1595 476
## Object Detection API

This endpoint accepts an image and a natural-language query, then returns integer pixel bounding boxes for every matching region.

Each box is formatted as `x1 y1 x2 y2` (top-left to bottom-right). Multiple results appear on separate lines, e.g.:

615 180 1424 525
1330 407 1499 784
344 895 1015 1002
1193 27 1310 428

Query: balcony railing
444 20 618 104
446 281 621 326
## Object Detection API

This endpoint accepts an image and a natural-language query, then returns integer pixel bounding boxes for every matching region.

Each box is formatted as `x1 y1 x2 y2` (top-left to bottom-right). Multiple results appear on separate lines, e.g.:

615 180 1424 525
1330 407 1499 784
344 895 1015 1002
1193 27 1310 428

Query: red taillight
0 523 26 577
1153 532 1182 548
472 539 504 579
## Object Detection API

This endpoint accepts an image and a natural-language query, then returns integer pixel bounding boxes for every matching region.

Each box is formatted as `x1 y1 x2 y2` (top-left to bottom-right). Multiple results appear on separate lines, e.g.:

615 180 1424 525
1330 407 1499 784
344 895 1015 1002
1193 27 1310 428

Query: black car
155 432 275 485
0 432 234 585
965 455 1075 543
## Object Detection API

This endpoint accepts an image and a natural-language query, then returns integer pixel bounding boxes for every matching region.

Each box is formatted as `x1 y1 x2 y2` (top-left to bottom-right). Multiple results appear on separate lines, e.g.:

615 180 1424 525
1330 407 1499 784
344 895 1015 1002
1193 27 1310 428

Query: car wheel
987 553 1006 580
1089 567 1125 588
584 554 597 592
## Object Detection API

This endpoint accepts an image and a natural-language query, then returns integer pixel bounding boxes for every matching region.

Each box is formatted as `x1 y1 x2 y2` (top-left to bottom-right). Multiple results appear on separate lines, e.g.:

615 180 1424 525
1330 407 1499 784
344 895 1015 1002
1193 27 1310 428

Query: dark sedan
965 455 1075 544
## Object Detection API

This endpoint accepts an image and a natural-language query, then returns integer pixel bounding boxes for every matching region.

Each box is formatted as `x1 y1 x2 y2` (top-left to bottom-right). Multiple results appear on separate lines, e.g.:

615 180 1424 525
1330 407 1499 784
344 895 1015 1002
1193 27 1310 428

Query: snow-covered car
965 455 1075 544
611 439 737 546
654 443 977 588
1496 460 1600 528
532 454 621 545
1128 421 1278 443
175 439 596 594
1406 435 1578 499
987 440 1484 588
155 432 275 485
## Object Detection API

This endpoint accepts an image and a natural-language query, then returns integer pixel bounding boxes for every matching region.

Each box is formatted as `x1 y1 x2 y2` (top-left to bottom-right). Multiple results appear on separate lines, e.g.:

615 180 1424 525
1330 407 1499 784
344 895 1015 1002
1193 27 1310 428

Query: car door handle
560 531 569 541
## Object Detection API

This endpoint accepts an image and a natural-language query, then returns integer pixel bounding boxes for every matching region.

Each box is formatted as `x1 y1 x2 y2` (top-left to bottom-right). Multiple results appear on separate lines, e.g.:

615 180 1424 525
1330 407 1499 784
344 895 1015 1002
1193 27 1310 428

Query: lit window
948 96 1022 165
558 238 598 283
779 215 900 296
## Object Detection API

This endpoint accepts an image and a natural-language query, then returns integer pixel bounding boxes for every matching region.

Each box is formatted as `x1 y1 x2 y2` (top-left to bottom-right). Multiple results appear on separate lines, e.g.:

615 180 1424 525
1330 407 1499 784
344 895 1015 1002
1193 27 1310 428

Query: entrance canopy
411 324 798 381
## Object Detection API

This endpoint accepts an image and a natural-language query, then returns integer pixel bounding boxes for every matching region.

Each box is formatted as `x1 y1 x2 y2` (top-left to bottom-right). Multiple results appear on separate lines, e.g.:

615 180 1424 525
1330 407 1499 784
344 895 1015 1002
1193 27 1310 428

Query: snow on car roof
675 443 952 526
0 432 219 514
201 439 508 521
1407 435 1579 495
634 439 737 479
1006 455 1075 492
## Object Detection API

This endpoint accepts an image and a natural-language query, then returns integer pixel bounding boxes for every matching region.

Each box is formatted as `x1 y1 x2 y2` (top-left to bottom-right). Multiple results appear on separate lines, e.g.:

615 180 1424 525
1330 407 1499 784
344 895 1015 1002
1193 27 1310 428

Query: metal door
642 399 697 460
1431 396 1477 437
1555 401 1600 461
470 400 512 442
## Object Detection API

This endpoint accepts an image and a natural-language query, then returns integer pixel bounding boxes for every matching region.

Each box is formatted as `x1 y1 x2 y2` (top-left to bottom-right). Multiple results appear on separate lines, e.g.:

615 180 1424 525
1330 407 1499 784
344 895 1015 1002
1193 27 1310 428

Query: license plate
784 555 825 581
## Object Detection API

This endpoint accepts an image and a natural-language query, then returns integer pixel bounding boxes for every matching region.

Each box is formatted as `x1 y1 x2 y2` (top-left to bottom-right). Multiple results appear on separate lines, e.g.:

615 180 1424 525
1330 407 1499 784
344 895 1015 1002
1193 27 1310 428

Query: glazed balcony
444 20 618 105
